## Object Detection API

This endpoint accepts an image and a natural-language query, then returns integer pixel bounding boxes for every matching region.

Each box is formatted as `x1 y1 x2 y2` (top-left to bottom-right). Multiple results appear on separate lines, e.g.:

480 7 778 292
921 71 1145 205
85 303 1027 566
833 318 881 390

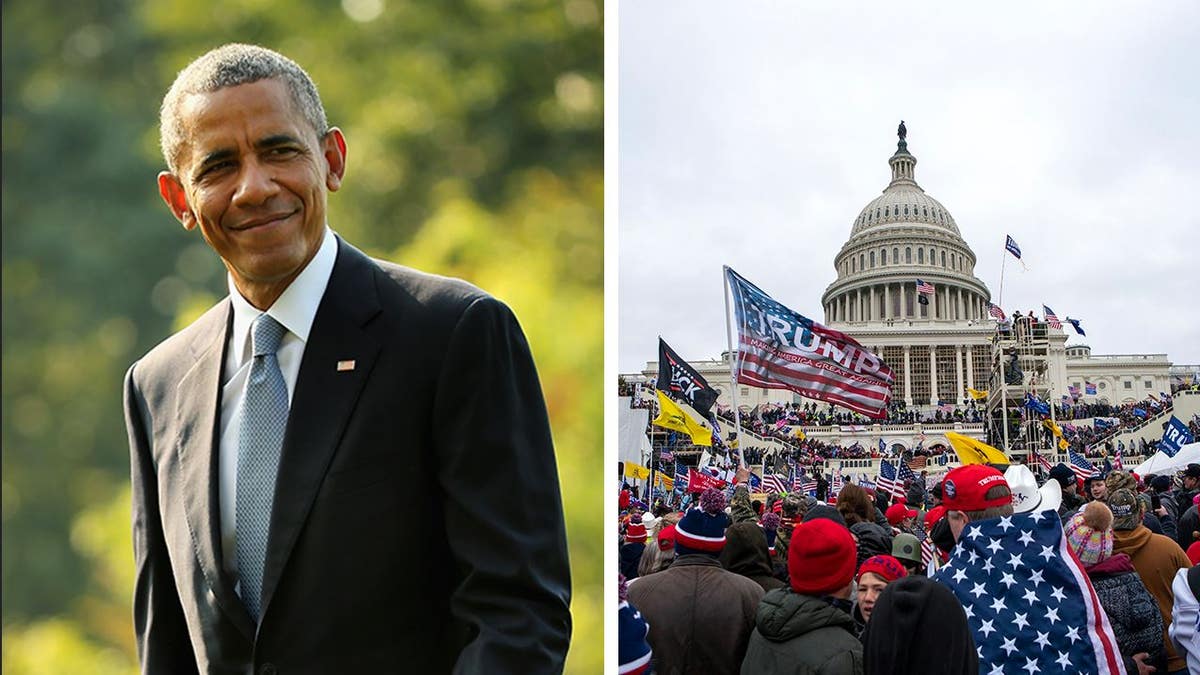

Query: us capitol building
627 124 1195 456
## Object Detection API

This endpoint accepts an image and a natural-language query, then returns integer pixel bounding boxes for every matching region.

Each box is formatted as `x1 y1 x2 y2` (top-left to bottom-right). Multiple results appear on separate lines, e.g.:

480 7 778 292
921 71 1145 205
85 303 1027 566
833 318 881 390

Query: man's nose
232 157 277 205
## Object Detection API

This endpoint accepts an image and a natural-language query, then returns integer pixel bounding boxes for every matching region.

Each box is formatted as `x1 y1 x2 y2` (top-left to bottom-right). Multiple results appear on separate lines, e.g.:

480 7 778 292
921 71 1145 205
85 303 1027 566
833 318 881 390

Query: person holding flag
932 465 1127 674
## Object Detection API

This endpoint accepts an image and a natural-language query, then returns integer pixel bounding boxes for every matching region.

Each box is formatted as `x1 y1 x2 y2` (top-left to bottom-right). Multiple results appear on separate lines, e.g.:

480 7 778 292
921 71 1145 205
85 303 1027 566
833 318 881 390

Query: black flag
656 338 719 415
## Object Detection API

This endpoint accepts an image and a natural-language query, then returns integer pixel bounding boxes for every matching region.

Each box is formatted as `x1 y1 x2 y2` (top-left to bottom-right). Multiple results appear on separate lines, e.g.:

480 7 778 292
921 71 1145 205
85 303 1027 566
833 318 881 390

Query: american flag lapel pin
336 360 356 372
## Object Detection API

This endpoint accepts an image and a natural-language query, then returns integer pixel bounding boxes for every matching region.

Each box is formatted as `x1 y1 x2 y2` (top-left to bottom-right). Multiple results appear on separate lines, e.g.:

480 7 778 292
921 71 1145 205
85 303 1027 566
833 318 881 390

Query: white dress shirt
218 227 337 583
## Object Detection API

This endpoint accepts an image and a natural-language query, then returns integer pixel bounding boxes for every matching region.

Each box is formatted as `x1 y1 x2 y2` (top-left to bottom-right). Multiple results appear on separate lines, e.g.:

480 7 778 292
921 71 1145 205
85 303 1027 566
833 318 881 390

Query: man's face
158 78 346 306
1091 481 1108 501
1185 476 1199 490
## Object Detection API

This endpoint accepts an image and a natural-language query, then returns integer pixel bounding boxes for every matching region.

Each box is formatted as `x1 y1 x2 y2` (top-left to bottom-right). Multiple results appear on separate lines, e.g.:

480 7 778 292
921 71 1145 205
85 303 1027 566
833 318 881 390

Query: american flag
988 303 1007 321
795 476 818 495
933 512 1125 674
1068 449 1098 481
1043 305 1062 329
1031 449 1053 475
906 455 928 472
831 467 844 498
912 520 937 570
1111 445 1124 472
762 474 787 495
726 267 896 419
915 279 935 295
897 461 918 495
674 461 688 486
876 460 901 501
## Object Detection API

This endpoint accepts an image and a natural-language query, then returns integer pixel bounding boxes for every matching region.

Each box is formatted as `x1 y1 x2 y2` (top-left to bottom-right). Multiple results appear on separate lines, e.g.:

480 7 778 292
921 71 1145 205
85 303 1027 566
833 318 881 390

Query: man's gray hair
159 43 328 174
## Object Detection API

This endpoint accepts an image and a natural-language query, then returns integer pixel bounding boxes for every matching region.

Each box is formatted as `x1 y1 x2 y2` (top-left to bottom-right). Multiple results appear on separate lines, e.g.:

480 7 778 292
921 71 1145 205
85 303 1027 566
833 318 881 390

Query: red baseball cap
942 465 1011 512
924 505 946 529
885 503 918 526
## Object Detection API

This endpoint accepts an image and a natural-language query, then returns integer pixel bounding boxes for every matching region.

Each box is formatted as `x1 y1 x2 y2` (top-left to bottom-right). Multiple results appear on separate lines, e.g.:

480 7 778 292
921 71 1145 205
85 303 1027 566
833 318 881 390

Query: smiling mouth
235 212 295 231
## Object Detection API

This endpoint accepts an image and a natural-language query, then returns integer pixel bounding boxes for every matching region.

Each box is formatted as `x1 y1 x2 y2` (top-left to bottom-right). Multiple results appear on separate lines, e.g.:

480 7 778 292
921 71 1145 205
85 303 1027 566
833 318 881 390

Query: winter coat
1113 524 1194 672
1177 504 1199 550
741 588 864 675
721 521 787 594
1170 566 1200 675
1085 552 1165 672
848 522 892 572
621 541 646 581
731 484 759 524
627 554 764 675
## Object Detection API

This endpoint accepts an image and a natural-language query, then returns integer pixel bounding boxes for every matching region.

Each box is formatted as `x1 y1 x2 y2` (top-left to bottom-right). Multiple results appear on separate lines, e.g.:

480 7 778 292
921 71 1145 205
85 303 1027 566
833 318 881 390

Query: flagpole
723 266 746 468
998 244 1007 311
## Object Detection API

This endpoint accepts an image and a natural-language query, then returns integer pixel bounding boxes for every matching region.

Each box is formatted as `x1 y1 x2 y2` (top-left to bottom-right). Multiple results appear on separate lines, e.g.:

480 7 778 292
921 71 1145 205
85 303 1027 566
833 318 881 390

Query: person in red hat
940 464 1014 543
853 555 908 636
741 518 864 673
885 503 918 535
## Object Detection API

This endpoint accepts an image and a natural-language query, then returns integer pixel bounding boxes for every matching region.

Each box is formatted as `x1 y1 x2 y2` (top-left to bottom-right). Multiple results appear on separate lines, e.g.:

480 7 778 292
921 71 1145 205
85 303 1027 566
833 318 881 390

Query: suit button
260 664 277 675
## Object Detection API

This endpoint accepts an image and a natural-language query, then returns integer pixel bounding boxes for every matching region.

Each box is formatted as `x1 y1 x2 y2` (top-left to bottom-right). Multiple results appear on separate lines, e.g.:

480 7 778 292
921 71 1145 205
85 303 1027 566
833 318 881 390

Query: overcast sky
617 2 1200 374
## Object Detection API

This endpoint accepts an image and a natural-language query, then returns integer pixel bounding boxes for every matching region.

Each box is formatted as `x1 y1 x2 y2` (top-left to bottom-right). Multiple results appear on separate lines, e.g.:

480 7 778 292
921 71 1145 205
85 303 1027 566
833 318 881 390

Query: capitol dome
821 123 991 326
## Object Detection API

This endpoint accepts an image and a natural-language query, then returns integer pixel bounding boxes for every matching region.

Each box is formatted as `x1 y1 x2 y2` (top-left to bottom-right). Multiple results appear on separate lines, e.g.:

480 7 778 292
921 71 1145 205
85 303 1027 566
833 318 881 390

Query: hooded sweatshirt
721 522 786 594
1113 524 1193 672
740 588 863 675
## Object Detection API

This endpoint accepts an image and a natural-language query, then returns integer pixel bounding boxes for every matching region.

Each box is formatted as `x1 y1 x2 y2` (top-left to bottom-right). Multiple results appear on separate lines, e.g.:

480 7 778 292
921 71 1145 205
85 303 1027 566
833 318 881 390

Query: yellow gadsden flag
653 390 713 446
945 432 1009 466
624 462 651 480
966 388 989 400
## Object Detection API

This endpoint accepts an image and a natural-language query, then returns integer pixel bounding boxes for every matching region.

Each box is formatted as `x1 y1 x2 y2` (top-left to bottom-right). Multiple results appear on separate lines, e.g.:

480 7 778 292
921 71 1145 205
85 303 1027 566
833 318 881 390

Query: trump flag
725 266 895 418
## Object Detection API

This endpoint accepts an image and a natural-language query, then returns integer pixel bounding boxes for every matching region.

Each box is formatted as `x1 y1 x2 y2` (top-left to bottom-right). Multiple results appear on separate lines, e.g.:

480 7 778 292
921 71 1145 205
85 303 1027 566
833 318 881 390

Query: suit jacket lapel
173 299 257 640
260 239 382 617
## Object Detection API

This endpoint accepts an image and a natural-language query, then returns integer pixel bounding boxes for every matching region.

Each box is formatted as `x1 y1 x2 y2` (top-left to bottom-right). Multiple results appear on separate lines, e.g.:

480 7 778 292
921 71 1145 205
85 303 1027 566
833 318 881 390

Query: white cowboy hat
1005 463 1062 514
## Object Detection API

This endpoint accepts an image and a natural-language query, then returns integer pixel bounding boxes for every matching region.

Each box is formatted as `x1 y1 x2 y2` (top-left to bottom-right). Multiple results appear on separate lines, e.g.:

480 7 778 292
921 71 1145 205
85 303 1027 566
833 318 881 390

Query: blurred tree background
1 0 602 672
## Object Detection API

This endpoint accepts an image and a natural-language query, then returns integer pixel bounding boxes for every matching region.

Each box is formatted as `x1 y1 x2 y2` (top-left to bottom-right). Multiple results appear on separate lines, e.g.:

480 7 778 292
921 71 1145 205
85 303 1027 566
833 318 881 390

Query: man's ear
322 127 347 192
158 172 196 230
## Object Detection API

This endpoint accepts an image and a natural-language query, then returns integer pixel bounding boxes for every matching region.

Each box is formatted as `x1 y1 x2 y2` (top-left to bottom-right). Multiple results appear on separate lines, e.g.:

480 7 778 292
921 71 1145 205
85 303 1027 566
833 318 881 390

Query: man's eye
269 147 299 157
200 161 233 177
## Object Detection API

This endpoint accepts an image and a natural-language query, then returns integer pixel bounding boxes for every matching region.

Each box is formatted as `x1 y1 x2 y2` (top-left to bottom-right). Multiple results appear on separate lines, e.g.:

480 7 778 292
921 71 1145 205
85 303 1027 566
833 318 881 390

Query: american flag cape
830 467 844 498
1069 449 1098 481
933 512 1126 674
1111 444 1124 472
725 267 895 418
876 460 901 501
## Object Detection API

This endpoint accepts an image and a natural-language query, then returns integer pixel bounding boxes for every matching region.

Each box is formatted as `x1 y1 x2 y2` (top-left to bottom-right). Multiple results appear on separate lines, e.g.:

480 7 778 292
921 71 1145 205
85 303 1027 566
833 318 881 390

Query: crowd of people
618 458 1200 674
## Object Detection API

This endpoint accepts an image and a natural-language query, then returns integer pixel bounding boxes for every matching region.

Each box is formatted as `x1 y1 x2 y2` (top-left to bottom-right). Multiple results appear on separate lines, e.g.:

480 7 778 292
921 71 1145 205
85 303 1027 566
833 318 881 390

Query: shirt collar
228 227 337 359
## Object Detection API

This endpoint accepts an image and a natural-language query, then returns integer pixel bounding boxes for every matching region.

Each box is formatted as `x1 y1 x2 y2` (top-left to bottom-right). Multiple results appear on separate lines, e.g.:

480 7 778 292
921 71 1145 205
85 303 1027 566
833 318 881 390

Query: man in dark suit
124 43 571 674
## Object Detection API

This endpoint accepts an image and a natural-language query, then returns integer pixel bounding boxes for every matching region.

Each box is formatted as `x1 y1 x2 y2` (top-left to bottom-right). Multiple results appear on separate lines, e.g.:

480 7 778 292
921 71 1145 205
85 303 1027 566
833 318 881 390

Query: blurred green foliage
2 0 602 672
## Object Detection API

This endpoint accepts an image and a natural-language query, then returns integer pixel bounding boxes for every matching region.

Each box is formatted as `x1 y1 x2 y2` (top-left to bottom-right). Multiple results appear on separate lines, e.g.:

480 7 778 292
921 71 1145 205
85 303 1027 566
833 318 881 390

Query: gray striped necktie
235 313 289 622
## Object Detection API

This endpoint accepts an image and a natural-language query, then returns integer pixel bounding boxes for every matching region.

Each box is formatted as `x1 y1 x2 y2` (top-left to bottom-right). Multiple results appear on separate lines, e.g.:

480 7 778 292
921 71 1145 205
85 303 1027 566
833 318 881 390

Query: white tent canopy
1132 442 1200 476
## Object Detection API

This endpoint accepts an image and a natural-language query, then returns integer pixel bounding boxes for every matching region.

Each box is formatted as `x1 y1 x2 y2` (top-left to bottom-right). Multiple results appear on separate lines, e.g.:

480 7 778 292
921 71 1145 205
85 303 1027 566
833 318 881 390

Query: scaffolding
984 316 1057 460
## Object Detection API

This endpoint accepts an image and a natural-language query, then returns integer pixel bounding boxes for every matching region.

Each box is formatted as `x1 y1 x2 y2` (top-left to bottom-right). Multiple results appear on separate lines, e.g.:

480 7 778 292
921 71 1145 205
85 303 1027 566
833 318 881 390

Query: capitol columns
966 345 975 390
929 345 938 405
884 284 891 320
955 346 964 404
869 286 876 321
903 345 912 406
900 283 907 320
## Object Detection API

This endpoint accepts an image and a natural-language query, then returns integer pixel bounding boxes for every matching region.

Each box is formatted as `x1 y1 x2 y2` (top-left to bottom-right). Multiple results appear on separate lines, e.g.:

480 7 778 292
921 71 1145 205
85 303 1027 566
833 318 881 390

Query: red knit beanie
1188 541 1200 566
788 519 857 596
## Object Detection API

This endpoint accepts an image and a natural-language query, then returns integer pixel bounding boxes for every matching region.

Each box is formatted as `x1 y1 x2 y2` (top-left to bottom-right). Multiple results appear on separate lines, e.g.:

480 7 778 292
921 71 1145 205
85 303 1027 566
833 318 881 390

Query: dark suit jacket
124 238 572 674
